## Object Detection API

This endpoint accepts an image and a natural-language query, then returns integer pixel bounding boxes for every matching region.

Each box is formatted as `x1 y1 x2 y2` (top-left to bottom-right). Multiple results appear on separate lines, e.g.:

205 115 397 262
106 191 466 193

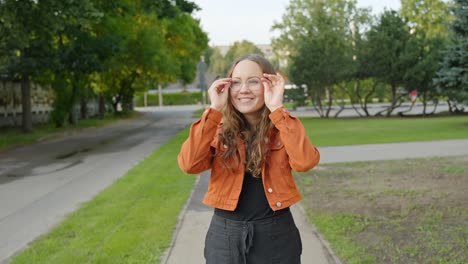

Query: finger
262 73 279 80
215 80 231 93
263 73 284 85
261 78 273 89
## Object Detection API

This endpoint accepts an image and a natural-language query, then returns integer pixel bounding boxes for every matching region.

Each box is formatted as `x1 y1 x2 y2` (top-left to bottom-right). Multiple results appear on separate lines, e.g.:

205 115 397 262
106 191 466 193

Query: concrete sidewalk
162 139 468 264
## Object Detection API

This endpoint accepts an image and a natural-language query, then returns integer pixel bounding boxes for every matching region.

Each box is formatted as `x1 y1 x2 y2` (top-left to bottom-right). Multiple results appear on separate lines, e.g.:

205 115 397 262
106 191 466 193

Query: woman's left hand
262 73 285 112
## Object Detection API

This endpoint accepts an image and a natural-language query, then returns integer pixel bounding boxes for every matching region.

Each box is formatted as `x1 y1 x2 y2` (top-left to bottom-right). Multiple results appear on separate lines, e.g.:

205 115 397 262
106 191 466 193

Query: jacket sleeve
178 107 222 174
269 106 320 172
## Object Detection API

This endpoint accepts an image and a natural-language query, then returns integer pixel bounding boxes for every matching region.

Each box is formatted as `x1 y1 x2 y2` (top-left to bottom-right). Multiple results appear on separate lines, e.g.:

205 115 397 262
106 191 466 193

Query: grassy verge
301 116 468 146
296 156 468 263
0 112 139 151
10 128 196 264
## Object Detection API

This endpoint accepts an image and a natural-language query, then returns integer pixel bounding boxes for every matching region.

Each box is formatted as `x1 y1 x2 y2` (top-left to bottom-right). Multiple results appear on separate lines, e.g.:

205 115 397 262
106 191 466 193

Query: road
0 105 200 262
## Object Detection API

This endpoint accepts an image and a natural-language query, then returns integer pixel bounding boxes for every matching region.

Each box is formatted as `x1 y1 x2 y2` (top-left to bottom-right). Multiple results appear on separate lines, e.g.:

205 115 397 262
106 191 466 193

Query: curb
296 202 343 264
159 175 201 264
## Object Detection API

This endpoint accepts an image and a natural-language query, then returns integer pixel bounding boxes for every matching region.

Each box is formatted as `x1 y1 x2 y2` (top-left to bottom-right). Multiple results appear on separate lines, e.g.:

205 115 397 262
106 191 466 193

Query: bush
284 88 306 107
134 92 203 106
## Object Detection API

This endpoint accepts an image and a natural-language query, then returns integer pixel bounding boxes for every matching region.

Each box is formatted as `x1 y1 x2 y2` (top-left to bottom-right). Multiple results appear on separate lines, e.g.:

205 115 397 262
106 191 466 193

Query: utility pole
197 56 207 107
158 84 163 108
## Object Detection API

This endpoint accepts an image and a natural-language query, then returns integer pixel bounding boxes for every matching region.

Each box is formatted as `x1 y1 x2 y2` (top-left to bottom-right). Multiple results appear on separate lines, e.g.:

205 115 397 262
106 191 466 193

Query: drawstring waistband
209 210 294 263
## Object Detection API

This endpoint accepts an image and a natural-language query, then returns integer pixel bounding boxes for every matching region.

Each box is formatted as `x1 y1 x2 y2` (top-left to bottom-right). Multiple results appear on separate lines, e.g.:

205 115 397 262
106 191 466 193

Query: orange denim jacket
178 106 320 211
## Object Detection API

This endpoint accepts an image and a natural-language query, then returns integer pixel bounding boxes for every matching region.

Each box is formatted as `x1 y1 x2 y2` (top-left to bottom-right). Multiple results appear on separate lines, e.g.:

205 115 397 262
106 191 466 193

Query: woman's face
229 60 265 116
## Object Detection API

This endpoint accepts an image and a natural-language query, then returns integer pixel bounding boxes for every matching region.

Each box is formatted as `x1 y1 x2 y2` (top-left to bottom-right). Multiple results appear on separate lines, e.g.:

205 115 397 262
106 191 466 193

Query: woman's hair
219 54 277 177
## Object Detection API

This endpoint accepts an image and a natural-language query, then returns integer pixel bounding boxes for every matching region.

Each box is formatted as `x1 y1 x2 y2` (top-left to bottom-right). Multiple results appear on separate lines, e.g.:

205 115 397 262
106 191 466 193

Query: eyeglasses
230 77 262 92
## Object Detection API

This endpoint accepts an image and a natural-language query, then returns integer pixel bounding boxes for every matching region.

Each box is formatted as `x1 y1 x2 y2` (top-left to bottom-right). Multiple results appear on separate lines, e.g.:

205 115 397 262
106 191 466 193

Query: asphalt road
0 105 200 263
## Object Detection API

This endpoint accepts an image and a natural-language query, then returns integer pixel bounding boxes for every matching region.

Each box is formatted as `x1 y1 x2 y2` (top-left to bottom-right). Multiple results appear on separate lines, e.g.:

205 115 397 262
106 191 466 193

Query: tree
207 47 228 77
50 0 103 126
403 33 446 115
223 40 264 76
399 0 452 116
0 0 56 132
272 0 314 59
364 10 417 116
434 0 468 112
282 0 368 117
93 0 207 112
401 0 451 39
167 14 208 92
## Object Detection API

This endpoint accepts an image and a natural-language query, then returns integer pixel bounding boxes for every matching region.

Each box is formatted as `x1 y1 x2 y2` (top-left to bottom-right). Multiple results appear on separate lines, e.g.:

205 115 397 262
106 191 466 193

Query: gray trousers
204 210 302 264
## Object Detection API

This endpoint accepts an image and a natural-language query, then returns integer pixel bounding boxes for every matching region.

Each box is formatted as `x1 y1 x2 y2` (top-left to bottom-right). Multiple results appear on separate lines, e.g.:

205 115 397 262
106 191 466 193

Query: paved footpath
162 138 468 264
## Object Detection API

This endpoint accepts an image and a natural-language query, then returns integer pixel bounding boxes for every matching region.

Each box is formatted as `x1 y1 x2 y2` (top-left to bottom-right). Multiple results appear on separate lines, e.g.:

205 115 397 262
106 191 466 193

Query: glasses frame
229 77 263 92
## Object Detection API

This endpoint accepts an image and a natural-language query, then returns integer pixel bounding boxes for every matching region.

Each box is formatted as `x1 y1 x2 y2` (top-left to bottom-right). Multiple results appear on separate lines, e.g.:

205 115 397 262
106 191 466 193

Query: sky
191 0 401 46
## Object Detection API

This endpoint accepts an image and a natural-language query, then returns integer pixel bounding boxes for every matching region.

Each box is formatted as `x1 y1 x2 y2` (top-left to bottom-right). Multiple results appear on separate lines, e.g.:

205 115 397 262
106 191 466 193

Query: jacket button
268 188 273 193
276 202 282 208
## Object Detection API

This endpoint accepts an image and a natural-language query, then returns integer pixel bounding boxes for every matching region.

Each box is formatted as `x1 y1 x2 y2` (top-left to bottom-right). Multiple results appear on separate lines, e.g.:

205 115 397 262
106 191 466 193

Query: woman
178 54 320 264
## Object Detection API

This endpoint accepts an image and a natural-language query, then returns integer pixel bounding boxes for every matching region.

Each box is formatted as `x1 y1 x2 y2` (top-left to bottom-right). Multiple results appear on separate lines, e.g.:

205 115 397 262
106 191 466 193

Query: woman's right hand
208 78 231 111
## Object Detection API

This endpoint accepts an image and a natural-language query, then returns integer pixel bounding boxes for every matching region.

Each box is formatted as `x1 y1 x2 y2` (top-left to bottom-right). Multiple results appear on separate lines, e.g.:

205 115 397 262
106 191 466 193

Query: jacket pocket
269 140 289 169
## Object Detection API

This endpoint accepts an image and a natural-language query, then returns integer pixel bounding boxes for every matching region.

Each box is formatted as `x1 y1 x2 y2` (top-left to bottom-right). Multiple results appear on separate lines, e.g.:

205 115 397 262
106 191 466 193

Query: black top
214 172 290 221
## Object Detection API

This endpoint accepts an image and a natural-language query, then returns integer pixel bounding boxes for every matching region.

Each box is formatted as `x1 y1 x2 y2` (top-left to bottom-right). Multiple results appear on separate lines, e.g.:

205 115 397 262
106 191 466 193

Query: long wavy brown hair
218 54 277 177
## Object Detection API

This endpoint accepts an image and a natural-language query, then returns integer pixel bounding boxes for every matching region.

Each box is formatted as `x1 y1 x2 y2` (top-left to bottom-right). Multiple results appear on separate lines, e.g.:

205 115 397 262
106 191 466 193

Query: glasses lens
247 78 261 89
230 80 241 90
230 77 261 91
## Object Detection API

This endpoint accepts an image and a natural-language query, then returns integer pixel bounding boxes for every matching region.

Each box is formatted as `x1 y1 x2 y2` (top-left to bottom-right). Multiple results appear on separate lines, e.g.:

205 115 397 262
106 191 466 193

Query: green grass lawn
9 128 196 264
301 116 468 146
0 112 139 151
192 109 468 146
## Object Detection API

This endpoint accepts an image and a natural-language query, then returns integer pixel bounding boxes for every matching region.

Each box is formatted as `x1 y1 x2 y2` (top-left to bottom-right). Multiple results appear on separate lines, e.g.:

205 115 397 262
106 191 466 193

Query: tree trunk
80 95 88 120
429 99 438 115
98 93 105 119
68 82 78 125
422 91 427 116
112 94 121 113
386 85 397 117
21 73 32 133
325 86 333 118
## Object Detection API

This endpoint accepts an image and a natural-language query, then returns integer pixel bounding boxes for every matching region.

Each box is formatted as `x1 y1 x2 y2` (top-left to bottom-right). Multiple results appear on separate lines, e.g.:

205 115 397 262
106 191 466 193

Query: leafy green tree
203 47 214 69
399 0 453 116
0 0 103 128
435 0 468 111
167 14 208 91
0 0 56 132
364 10 417 116
401 0 451 38
285 0 368 117
207 47 227 77
93 0 207 112
221 40 264 76
403 33 446 116
272 0 313 59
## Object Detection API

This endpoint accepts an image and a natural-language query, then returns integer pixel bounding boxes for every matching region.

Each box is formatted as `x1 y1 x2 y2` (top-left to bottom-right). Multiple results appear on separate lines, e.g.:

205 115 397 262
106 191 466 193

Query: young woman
178 54 320 264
